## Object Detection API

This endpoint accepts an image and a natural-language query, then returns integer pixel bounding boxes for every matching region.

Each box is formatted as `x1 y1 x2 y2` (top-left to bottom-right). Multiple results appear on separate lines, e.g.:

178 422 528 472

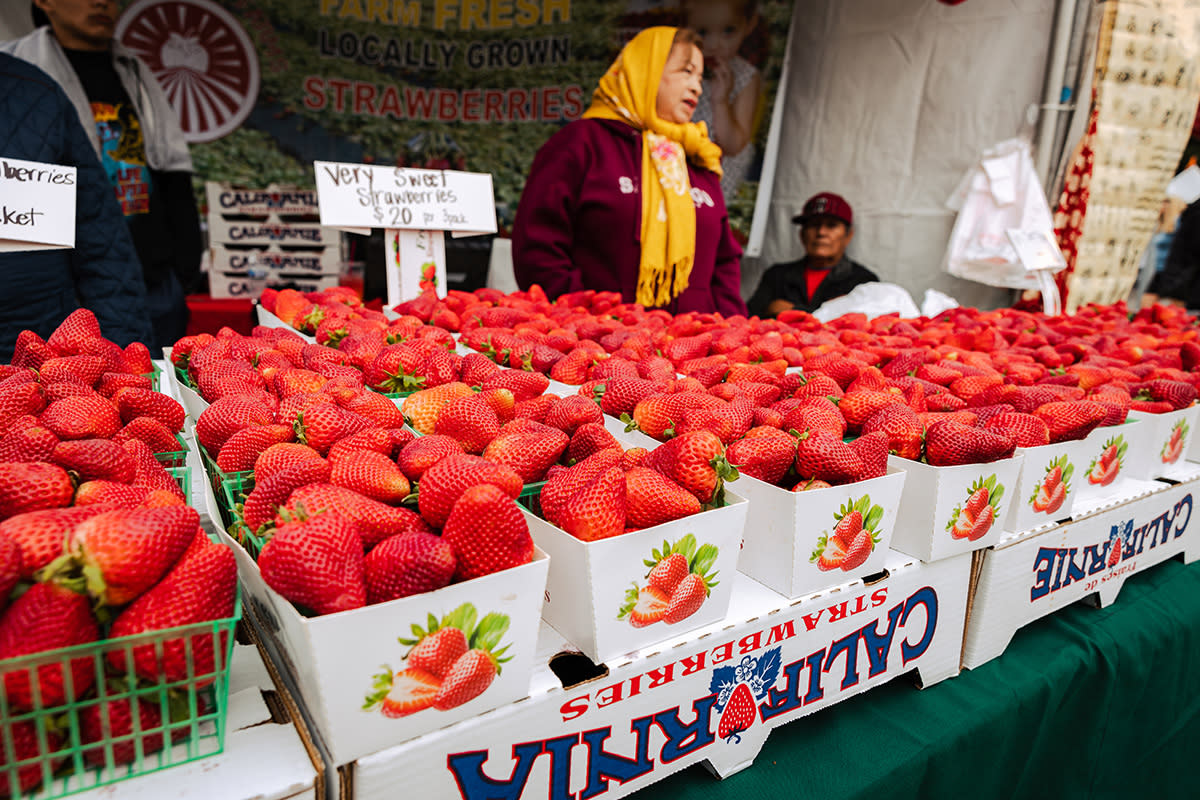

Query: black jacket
1149 200 1200 310
747 256 879 318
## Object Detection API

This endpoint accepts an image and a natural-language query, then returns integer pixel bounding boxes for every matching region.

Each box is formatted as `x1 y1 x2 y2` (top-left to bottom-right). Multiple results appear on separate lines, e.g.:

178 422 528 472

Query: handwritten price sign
314 162 497 235
0 157 76 252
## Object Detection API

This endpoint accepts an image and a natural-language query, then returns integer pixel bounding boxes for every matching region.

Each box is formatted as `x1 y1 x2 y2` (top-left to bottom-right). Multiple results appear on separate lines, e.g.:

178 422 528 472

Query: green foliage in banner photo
142 0 791 233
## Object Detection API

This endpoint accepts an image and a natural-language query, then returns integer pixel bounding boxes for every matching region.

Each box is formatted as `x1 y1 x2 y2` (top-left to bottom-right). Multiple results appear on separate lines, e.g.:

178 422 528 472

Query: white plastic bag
944 138 1060 291
812 282 920 322
921 289 960 318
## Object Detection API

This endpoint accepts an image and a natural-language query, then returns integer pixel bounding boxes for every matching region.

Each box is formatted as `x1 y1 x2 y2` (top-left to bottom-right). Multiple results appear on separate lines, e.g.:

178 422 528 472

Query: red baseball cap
792 192 853 227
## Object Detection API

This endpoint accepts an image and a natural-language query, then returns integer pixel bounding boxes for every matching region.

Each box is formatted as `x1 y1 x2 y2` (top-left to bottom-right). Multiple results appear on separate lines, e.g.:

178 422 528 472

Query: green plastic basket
218 472 264 557
167 466 191 507
171 364 196 392
141 363 162 392
152 434 189 470
198 447 251 512
0 572 242 798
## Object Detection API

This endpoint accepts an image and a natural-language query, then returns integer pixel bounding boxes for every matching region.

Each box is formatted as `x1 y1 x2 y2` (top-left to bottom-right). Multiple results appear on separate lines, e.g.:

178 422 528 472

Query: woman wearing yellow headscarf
512 27 747 316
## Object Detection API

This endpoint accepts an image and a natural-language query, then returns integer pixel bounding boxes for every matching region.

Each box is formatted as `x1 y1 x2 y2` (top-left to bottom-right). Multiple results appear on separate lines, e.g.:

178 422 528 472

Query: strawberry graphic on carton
947 474 1004 541
1087 435 1127 486
1029 454 1073 515
618 534 719 628
1161 419 1189 464
363 602 511 718
810 495 884 572
709 647 781 744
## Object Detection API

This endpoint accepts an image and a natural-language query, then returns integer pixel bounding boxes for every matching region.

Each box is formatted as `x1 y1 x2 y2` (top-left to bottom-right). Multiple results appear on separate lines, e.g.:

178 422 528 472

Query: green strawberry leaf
810 533 830 564
692 544 720 575
362 665 395 711
864 505 884 532
675 534 698 562
991 483 1005 506
618 582 641 619
473 612 511 652
945 505 962 533
443 603 478 640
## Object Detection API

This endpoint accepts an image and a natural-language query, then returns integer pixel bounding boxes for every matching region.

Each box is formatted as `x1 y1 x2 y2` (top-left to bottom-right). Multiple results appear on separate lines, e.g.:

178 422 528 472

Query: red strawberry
123 439 185 500
40 355 107 388
196 396 273 456
119 341 154 374
216 424 295 474
53 506 199 606
847 431 889 480
328 427 410 462
793 430 863 485
417 454 523 529
480 369 549 402
646 551 689 595
259 511 367 615
543 395 604 435
0 381 47 434
539 450 624 526
296 403 373 457
107 534 238 686
0 507 109 579
396 434 465 481
781 397 846 439
47 308 102 355
840 527 874 570
252 443 325 482
113 416 182 455
242 460 331 533
366 667 441 718
51 438 136 483
553 466 627 541
78 689 174 767
1033 401 1109 443
0 462 73 520
964 486 990 518
0 719 63 795
432 393 502 454
432 648 497 710
717 682 757 743
725 429 795 485
924 421 1015 466
329 449 412 505
74 480 152 509
663 573 707 624
0 534 19 612
861 404 923 460
1044 481 1066 514
113 388 186 432
365 532 456 605
622 584 669 627
643 430 733 504
40 395 121 441
0 582 99 711
0 422 59 463
967 504 995 541
334 389 407 429
624 467 700 530
984 412 1051 448
441 484 534 580
813 533 848 570
407 627 469 679
566 422 622 464
832 510 864 546
281 484 432 550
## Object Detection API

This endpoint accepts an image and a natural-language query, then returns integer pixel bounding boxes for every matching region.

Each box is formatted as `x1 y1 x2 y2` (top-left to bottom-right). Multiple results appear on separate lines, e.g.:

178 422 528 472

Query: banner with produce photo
116 0 792 237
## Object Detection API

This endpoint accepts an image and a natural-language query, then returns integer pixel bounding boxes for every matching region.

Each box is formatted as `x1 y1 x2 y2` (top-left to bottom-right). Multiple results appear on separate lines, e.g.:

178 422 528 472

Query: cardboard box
217 520 550 767
962 475 1200 670
208 217 334 247
737 470 907 598
1004 438 1088 533
1127 406 1200 481
525 492 748 665
206 183 320 218
209 270 341 300
1072 419 1146 514
349 549 971 797
210 244 342 275
161 347 209 426
887 453 1025 562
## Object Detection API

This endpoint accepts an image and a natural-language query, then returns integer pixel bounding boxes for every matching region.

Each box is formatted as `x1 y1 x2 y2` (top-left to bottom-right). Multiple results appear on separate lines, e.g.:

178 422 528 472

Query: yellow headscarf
582 27 723 308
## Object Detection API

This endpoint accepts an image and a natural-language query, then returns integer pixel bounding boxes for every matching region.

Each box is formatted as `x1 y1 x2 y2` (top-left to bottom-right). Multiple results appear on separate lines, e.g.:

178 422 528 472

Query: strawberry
847 431 889 480
107 534 237 686
327 449 411 505
725 429 795 485
0 582 99 711
837 391 904 433
39 395 121 441
113 416 182 455
861 403 923 460
396 435 465 481
832 509 864 546
1044 481 1067 514
984 412 1051 448
538 450 624 526
0 422 59 463
1136 378 1197 410
328 427 410 462
543 395 604 435
113 388 186 432
967 504 995 541
73 480 151 509
241 460 331 533
48 506 199 607
216 424 295 474
663 573 707 624
434 393 502 454
295 403 371 456
441 484 534 580
1033 401 1109 443
11 331 54 370
196 396 273 456
47 308 102 355
51 438 136 484
566 422 622 463
401 382 475 434
840 527 874 570
407 627 469 679
0 718 63 795
0 462 73 520
433 649 498 711
717 682 757 743
0 534 19 612
43 380 97 403
812 532 849 571
554 466 627 541
40 355 107 388
924 421 1015 466
781 397 846 438
643 430 736 504
417 454 523 529
480 369 549 402
646 551 689 595
483 424 569 484
514 393 558 423
259 511 366 615
252 442 325 481
78 687 178 767
281 484 432 550
365 531 455 605
334 389 407 429
364 667 441 718
123 439 185 500
621 584 669 627
594 378 664 416
624 467 701 529
793 430 863 485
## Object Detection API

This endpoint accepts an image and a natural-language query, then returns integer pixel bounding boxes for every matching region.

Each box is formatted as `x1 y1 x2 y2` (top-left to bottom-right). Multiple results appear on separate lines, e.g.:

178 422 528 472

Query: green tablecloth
639 556 1200 800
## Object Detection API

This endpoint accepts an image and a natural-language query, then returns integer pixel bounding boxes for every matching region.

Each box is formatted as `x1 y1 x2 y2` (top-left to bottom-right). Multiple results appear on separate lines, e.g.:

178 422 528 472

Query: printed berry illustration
709 648 781 744
419 260 439 292
1087 435 1127 486
618 534 718 628
1030 455 1073 515
946 475 1004 541
810 495 885 572
1161 419 1189 464
363 603 511 718
1106 528 1123 568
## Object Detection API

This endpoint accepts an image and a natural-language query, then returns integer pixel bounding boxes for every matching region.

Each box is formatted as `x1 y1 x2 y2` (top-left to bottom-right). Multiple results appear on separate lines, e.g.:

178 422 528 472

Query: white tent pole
1034 0 1079 188
744 1 799 258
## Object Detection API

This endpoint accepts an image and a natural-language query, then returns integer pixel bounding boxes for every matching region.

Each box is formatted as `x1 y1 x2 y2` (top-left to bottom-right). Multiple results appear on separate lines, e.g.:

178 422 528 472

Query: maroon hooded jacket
512 118 747 317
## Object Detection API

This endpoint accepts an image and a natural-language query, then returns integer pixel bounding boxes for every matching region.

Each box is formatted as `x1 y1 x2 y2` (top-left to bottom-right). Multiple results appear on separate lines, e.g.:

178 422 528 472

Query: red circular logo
117 0 260 143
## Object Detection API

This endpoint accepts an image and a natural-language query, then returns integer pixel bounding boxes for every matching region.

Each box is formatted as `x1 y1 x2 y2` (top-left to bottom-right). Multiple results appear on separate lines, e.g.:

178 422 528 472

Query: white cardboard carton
1004 438 1088 534
255 304 317 343
350 549 971 798
208 217 333 247
206 182 320 218
1072 419 1146 514
526 492 748 665
1127 406 1200 481
737 470 907 598
210 243 341 275
962 476 1200 669
209 269 340 300
217 523 550 766
161 346 209 426
887 453 1024 562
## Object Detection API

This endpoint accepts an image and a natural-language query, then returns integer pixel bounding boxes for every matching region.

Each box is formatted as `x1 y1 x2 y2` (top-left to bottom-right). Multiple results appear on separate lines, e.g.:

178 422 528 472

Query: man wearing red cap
747 192 879 318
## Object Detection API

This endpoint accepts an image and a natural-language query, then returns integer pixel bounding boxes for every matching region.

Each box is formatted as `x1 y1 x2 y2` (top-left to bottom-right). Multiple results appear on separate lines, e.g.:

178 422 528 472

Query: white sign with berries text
0 157 76 251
